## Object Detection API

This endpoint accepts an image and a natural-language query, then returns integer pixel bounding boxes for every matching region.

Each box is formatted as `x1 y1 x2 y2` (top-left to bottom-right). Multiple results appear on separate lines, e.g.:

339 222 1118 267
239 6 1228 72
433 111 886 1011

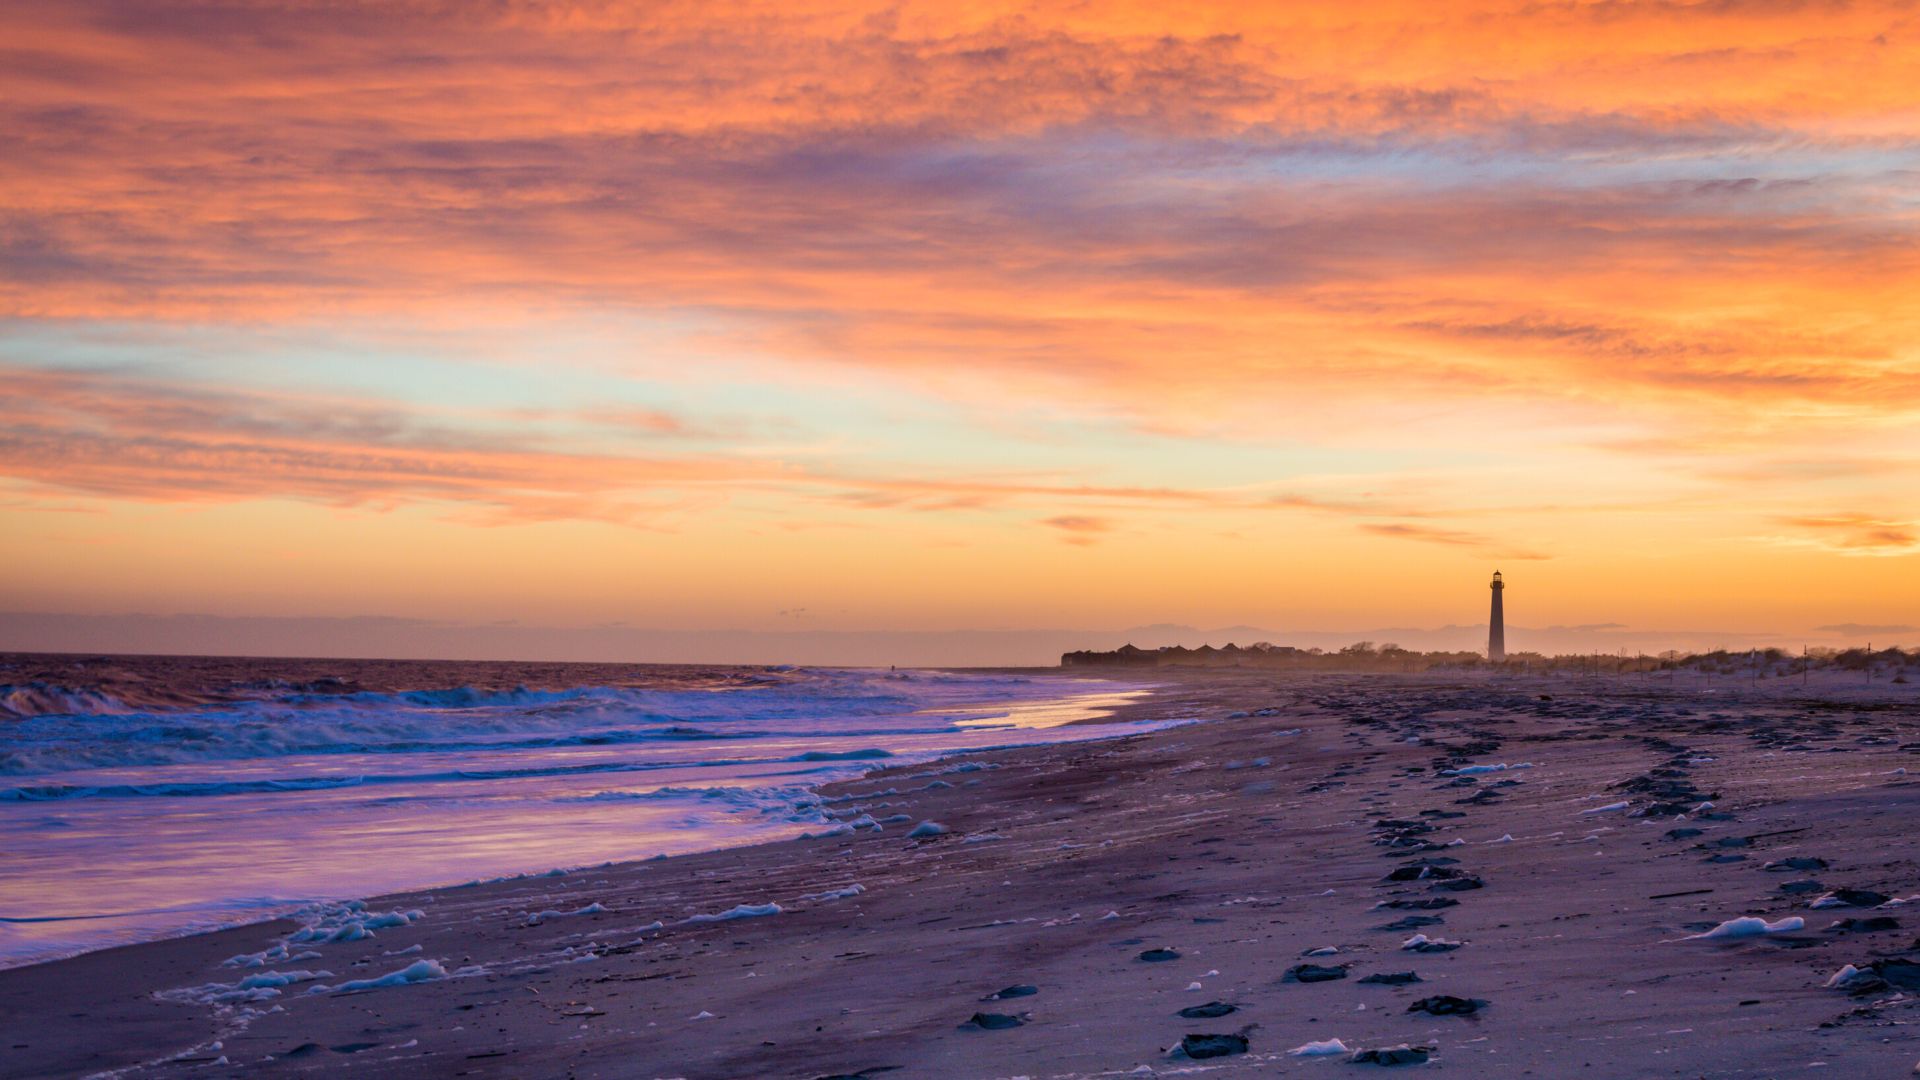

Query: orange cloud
3 1 1919 638
1777 513 1920 555
1041 514 1114 545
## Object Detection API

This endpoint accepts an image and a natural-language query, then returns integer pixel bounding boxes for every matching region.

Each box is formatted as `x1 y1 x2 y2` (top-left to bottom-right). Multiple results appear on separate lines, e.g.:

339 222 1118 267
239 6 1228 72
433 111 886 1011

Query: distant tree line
1060 641 1918 681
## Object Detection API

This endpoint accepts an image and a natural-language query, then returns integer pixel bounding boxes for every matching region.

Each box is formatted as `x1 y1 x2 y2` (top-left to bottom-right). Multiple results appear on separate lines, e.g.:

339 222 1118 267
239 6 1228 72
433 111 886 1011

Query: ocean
0 654 1168 969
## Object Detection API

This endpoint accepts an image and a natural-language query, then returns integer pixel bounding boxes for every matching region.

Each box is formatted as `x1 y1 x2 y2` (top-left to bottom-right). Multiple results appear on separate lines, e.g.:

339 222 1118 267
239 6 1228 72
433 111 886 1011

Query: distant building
1489 570 1506 662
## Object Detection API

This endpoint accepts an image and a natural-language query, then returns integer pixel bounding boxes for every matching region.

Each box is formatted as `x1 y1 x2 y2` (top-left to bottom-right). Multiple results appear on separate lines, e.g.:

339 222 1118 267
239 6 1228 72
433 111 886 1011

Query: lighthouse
1488 570 1506 662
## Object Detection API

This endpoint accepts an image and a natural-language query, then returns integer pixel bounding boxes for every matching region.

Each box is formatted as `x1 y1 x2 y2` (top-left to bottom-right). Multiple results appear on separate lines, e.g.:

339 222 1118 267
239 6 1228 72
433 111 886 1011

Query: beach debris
1429 876 1484 892
1138 948 1182 962
1827 917 1900 933
963 1012 1027 1030
1762 857 1828 872
1809 889 1891 909
1377 898 1458 911
1358 971 1423 985
1284 963 1350 983
906 821 949 838
1407 995 1486 1017
1350 1044 1433 1066
1400 935 1461 953
1178 1032 1249 1059
1384 864 1465 882
1178 1001 1238 1019
1289 1038 1353 1056
1377 916 1444 932
981 985 1038 1001
1825 959 1920 995
1684 916 1805 940
1663 828 1704 841
1779 880 1826 895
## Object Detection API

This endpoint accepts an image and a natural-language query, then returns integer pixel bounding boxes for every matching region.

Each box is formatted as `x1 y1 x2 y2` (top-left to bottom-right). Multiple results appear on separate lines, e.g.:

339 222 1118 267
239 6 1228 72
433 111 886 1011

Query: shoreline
0 670 1163 974
4 670 1917 1078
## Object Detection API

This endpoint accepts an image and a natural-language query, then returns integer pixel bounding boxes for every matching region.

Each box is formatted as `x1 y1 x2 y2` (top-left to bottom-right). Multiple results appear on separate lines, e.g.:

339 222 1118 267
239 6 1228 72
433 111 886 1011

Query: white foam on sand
309 958 452 994
1290 1038 1353 1056
1685 916 1805 940
158 968 334 1006
286 902 424 945
682 903 782 924
222 943 322 968
1581 801 1631 815
907 821 950 838
1824 964 1871 989
524 902 607 926
800 884 865 901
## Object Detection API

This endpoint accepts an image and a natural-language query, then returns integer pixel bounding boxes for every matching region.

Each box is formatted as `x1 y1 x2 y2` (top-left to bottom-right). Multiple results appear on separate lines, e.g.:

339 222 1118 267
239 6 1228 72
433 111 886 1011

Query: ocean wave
1 683 137 719
0 667 1029 775
0 742 910 800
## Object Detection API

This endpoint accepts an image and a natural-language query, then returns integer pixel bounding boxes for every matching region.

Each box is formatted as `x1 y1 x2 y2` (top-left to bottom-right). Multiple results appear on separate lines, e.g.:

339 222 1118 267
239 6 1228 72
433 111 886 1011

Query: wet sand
4 670 1917 1078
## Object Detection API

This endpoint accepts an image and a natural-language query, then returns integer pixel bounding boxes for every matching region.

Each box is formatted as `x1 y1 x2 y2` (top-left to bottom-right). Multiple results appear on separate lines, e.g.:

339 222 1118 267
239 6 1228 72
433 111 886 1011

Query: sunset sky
3 1 1917 660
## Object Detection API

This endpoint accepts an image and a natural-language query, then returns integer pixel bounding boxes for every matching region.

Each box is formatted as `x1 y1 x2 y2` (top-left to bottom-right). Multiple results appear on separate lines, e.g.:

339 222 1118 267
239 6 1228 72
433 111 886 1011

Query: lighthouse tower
1488 571 1506 663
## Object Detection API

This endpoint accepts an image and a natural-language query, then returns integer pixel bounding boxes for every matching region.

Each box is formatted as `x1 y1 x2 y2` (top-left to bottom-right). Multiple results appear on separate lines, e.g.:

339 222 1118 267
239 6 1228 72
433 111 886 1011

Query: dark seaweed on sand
1350 1044 1433 1066
980 984 1037 1001
1180 1032 1249 1059
1407 994 1487 1016
1284 963 1350 983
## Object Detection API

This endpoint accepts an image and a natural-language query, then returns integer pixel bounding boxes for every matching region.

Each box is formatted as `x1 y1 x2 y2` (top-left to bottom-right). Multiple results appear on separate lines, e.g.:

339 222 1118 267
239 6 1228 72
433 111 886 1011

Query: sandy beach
5 669 1917 1079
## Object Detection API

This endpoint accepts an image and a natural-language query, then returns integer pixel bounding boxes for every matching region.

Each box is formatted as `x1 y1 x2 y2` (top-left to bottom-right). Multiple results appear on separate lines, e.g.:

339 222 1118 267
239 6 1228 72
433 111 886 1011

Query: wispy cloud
1041 514 1114 545
2 1 1918 638
1814 622 1919 636
1770 513 1920 555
